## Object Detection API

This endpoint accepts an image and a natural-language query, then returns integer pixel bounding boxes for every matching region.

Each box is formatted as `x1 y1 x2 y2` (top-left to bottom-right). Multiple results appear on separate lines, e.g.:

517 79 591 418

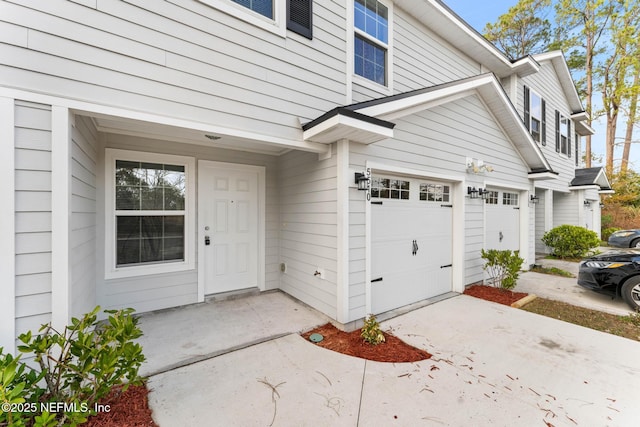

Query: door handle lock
412 240 419 255
499 231 503 242
205 235 211 246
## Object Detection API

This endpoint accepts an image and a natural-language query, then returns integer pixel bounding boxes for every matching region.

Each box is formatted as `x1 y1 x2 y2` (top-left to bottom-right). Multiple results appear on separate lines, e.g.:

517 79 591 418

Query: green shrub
601 227 621 242
361 315 385 345
480 249 524 291
0 306 145 427
541 225 600 258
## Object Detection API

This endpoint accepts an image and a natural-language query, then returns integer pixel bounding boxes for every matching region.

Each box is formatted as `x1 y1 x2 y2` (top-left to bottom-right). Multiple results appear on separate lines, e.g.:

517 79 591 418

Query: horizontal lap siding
278 149 338 318
14 101 53 338
521 63 577 191
98 133 281 312
535 190 548 253
553 191 578 227
70 116 98 318
352 5 479 102
0 0 347 140
349 96 531 306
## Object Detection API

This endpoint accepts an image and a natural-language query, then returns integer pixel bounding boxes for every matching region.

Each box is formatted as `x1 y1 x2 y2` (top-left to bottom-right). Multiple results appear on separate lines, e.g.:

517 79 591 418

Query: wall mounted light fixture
599 202 605 208
530 194 539 204
355 172 370 191
584 200 591 207
468 186 488 199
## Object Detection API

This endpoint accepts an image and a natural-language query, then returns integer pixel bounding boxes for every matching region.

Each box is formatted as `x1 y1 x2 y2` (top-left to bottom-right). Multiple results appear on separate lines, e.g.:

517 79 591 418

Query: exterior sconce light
478 188 489 200
584 200 591 207
599 202 605 208
530 195 539 204
467 186 479 199
355 172 370 191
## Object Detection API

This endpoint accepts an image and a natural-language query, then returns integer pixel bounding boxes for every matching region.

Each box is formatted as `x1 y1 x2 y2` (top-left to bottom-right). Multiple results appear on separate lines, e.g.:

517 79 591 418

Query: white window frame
559 113 569 156
351 0 394 94
197 0 286 37
104 149 196 280
529 89 543 143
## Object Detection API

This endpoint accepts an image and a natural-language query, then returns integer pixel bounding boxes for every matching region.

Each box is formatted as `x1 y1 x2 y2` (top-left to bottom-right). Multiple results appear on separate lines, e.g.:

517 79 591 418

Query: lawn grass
521 298 640 342
530 265 575 277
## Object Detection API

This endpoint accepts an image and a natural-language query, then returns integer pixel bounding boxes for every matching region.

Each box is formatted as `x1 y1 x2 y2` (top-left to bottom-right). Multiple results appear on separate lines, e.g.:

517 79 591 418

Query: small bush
541 225 600 258
361 315 385 345
0 306 145 427
481 249 524 291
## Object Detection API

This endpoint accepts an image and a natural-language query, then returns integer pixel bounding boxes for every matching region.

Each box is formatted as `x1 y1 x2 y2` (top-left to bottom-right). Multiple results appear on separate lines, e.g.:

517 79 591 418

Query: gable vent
287 0 312 39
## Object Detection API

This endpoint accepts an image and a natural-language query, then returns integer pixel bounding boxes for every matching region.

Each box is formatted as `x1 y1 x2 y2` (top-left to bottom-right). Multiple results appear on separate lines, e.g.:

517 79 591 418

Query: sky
443 0 640 172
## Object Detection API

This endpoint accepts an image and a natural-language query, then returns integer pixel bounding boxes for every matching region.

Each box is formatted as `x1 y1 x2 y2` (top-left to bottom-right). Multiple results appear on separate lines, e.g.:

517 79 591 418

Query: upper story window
555 111 571 157
523 85 546 145
354 0 391 87
232 0 273 18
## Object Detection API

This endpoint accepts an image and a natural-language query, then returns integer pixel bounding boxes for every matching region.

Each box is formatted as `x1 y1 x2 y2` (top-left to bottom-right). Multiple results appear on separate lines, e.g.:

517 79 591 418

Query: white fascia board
599 189 615 194
528 171 559 180
355 75 494 118
569 185 600 190
0 87 328 154
302 113 394 143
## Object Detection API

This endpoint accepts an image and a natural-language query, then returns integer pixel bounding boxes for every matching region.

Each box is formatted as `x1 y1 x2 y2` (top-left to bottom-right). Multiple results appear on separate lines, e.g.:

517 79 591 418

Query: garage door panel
371 178 453 315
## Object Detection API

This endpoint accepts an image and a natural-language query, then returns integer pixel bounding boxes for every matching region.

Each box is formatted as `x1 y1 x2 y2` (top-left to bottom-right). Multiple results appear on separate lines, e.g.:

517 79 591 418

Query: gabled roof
393 0 539 78
303 74 554 174
571 167 613 192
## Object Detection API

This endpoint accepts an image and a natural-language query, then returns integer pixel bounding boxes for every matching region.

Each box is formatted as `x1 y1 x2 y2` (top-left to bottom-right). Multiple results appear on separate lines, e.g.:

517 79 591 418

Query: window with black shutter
287 0 312 39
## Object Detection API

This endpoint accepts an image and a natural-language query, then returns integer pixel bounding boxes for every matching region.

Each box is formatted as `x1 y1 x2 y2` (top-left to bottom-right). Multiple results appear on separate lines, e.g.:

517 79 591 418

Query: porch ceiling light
355 172 370 191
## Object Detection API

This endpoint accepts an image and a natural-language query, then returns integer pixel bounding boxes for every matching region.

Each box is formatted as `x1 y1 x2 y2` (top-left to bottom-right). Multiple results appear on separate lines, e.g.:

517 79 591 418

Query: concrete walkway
515 257 634 316
144 295 640 426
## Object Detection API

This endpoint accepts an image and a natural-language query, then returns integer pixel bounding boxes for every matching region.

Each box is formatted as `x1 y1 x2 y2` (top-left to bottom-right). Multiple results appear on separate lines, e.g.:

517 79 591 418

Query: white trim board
0 97 16 353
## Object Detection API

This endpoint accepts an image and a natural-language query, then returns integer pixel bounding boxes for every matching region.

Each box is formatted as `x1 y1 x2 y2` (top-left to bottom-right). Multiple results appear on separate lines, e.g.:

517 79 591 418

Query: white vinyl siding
350 95 532 304
14 101 53 338
97 132 281 313
520 62 577 191
278 148 338 319
552 191 577 227
70 116 98 318
0 0 346 142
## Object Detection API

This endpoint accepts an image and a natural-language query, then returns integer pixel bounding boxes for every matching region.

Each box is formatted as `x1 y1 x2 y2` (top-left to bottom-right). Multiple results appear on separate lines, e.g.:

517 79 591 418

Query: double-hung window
555 111 571 156
523 86 546 145
105 149 195 279
354 0 390 87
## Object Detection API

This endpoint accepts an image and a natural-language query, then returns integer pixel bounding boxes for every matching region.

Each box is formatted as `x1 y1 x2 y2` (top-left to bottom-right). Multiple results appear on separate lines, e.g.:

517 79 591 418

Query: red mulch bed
463 284 528 306
301 322 431 362
84 384 157 427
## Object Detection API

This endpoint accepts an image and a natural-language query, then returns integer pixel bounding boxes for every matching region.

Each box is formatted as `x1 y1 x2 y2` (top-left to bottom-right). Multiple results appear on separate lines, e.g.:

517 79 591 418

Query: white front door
199 162 259 294
371 177 453 315
485 189 520 252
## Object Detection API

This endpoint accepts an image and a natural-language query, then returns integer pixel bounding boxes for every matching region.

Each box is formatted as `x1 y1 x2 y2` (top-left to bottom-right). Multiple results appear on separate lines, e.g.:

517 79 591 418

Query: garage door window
485 191 499 205
502 192 519 206
419 183 450 202
371 177 409 199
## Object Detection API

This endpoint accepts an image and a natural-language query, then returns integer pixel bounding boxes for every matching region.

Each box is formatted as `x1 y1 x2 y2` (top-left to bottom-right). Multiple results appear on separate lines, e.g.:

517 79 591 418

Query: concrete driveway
515 256 635 316
142 293 640 426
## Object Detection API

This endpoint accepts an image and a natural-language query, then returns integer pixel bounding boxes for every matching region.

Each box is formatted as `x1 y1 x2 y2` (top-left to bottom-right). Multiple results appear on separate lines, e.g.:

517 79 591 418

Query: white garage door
371 177 453 315
485 189 520 251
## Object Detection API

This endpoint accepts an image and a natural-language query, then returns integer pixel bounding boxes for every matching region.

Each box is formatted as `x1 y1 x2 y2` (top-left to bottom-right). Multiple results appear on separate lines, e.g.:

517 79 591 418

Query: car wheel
621 276 640 311
631 238 640 249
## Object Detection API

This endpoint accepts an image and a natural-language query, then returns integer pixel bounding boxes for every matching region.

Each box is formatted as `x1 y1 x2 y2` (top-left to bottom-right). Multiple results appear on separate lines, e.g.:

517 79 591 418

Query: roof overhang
528 171 559 180
302 108 395 144
571 112 596 136
569 185 601 190
393 0 539 78
570 167 614 193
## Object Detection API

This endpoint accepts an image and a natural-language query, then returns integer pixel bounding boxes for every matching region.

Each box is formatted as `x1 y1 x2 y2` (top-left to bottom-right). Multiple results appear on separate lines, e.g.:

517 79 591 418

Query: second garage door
371 176 453 315
485 188 520 251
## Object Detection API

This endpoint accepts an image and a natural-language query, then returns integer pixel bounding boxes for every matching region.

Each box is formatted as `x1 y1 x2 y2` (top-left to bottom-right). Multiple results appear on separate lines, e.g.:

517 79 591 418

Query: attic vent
287 0 312 39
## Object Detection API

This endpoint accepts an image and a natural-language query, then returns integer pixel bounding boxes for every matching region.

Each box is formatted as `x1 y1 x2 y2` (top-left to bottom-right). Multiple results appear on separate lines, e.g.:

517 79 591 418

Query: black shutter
555 110 560 153
575 132 579 166
287 0 312 39
541 99 546 146
567 120 571 157
523 85 530 130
